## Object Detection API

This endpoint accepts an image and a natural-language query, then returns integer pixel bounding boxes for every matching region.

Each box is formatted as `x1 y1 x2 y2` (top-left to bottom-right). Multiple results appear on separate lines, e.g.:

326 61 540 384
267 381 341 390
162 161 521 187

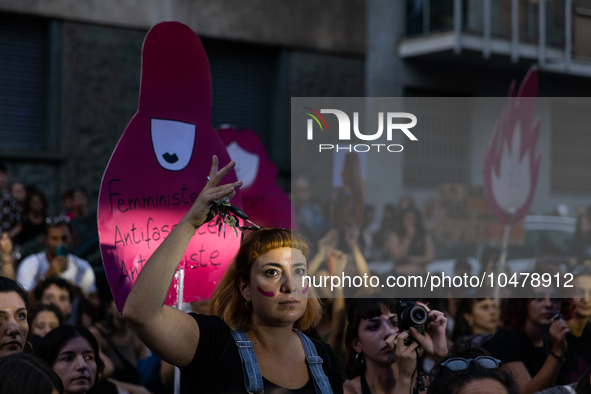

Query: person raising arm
123 155 343 394
122 156 241 367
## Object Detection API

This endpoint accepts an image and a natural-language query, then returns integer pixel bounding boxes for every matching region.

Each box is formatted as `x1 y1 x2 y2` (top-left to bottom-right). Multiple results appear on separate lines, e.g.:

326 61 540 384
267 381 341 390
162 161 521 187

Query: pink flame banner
483 67 543 225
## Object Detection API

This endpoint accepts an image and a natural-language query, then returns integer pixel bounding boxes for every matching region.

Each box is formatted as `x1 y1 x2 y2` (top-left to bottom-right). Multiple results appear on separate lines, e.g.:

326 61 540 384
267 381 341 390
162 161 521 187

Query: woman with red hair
123 157 342 393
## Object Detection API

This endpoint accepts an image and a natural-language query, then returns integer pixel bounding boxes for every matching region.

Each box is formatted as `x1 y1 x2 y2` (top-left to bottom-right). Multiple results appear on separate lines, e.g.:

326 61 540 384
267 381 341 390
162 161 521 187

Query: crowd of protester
0 161 172 393
291 164 591 394
0 158 590 394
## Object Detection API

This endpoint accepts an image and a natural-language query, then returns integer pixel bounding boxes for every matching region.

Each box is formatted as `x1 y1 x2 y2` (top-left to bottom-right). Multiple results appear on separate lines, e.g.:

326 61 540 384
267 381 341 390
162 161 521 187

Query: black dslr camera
397 299 428 345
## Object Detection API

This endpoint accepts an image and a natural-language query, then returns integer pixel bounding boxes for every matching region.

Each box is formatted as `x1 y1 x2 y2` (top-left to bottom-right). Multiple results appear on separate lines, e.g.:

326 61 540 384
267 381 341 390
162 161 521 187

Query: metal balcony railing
403 0 591 76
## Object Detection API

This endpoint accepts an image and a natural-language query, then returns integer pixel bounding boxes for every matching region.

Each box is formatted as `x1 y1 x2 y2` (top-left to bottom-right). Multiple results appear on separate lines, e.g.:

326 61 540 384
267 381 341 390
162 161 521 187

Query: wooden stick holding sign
483 67 542 301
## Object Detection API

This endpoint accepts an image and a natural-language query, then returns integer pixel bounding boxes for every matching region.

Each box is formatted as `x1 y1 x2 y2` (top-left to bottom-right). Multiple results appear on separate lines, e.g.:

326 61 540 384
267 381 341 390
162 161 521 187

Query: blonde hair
208 228 322 331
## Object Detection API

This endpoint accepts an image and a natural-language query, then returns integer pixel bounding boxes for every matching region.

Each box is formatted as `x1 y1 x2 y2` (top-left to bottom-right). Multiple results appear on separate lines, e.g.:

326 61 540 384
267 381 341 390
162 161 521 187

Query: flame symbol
483 67 542 225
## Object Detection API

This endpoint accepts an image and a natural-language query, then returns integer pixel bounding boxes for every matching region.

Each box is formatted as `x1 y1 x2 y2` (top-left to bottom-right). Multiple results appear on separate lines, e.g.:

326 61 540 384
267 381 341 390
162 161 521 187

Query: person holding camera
343 296 447 394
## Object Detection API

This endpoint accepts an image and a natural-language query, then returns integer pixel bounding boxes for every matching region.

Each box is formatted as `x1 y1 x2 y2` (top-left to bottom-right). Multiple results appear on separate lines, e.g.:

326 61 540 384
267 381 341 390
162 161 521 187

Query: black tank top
360 372 372 394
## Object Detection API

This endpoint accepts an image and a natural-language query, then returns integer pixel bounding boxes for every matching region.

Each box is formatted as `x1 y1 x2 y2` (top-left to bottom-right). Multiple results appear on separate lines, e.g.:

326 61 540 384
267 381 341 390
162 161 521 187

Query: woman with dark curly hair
0 276 29 358
486 286 574 394
28 303 63 338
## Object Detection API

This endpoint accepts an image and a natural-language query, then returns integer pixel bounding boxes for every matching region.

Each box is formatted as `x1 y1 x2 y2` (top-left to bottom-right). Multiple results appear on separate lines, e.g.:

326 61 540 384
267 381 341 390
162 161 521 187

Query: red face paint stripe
302 284 309 294
257 286 274 297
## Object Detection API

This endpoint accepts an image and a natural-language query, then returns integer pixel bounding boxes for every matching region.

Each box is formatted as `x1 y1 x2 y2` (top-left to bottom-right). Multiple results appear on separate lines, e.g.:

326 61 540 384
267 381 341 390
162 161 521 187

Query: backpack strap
231 330 264 394
295 331 334 394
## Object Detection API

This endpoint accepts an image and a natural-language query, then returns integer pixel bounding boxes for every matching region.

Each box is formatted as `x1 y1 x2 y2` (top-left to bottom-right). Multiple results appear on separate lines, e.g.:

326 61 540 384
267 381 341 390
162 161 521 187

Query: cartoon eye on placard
484 67 541 226
225 141 259 188
151 119 196 171
98 22 242 312
218 126 296 230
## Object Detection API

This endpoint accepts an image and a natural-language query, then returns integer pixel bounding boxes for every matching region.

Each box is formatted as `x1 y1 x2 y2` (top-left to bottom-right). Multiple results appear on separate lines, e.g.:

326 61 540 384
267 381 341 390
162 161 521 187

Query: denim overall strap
295 331 334 394
231 330 264 394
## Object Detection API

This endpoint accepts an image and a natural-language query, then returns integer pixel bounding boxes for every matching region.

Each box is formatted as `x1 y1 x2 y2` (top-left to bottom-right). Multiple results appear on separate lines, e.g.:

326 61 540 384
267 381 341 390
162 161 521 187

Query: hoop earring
245 300 252 310
355 352 364 367
468 320 473 327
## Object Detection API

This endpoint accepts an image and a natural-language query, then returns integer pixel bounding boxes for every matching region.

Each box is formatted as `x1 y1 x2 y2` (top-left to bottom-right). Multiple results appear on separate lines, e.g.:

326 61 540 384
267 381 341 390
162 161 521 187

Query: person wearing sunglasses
123 156 344 393
428 344 518 394
486 284 574 394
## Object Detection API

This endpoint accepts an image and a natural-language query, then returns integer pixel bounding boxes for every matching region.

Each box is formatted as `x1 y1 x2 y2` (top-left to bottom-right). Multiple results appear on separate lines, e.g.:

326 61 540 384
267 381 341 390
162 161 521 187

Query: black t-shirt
98 380 120 394
557 321 591 385
15 215 45 245
180 313 344 394
487 328 552 378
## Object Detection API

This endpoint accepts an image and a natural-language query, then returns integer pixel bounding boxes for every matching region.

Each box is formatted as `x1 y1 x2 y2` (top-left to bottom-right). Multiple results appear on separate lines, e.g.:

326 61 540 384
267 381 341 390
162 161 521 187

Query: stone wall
4 18 367 212
59 22 145 213
0 0 366 55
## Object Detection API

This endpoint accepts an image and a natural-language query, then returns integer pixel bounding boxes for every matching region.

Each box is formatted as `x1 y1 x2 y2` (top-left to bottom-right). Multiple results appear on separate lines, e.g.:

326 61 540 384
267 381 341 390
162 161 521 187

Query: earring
245 300 252 310
468 320 473 327
355 352 364 367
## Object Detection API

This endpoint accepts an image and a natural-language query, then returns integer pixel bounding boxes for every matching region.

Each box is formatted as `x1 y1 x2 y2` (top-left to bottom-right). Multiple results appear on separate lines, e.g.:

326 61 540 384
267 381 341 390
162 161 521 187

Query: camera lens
410 306 427 324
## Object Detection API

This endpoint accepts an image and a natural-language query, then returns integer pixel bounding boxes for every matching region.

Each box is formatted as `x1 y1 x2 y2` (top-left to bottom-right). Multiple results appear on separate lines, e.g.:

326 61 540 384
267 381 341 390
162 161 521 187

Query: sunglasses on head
441 356 501 371
45 216 71 226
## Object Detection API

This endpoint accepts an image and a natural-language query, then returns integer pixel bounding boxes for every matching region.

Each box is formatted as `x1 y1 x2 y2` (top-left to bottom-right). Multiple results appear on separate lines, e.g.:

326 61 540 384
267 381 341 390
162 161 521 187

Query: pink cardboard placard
98 22 242 311
218 126 297 230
